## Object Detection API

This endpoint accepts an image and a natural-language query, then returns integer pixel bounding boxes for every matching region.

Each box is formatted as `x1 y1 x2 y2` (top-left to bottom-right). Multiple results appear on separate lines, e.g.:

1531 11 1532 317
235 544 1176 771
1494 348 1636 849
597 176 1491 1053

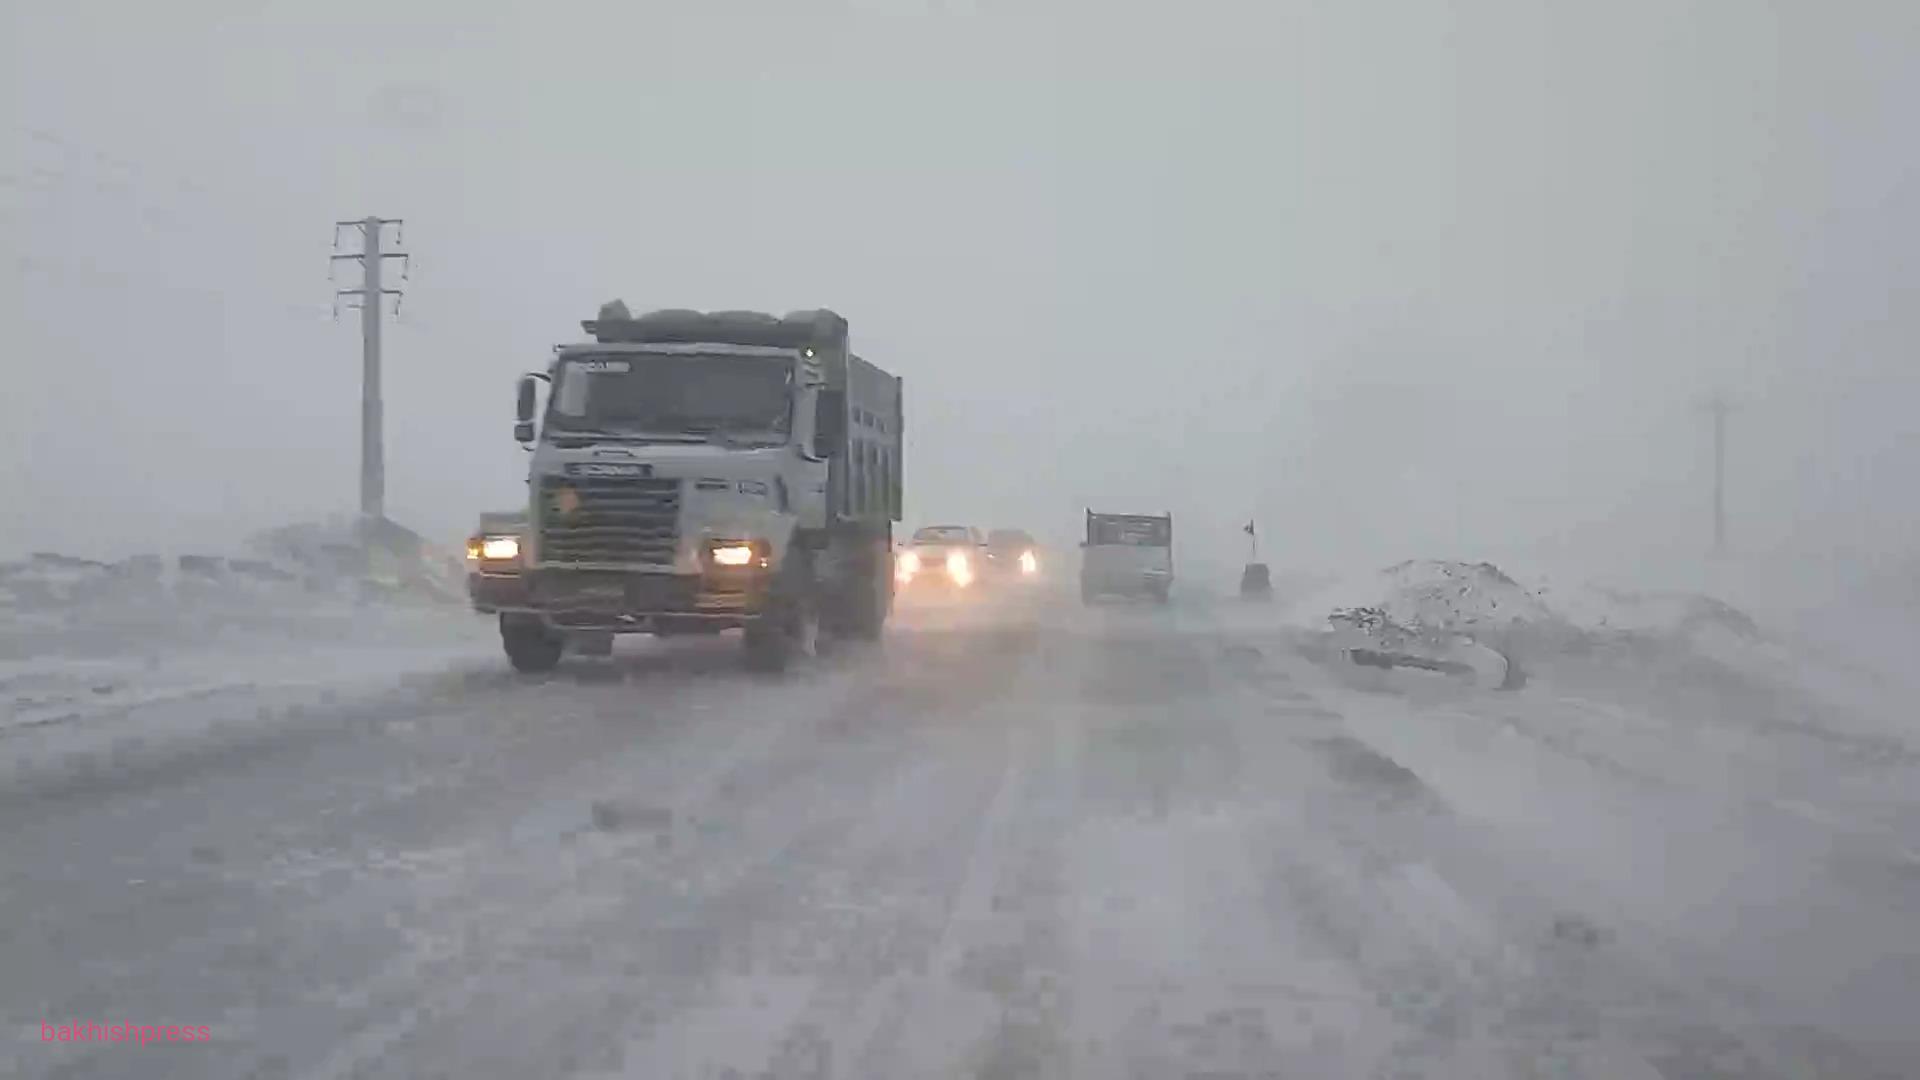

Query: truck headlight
705 539 770 570
711 544 756 567
1019 550 1038 575
469 535 520 561
896 550 920 580
946 551 973 587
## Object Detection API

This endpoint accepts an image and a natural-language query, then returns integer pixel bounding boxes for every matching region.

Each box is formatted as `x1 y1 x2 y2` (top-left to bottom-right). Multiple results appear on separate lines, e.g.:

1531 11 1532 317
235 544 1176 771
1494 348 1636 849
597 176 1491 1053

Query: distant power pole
1697 393 1737 557
331 218 409 521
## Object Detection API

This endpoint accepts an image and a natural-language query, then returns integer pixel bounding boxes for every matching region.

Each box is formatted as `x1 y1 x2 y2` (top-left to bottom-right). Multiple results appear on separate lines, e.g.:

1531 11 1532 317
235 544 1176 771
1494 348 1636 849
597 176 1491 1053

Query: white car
896 525 988 592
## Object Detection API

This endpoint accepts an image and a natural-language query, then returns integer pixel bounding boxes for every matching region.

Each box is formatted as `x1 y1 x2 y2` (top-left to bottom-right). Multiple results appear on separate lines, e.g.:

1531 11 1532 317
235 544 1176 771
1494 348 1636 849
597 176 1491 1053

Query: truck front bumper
477 568 774 631
468 570 532 612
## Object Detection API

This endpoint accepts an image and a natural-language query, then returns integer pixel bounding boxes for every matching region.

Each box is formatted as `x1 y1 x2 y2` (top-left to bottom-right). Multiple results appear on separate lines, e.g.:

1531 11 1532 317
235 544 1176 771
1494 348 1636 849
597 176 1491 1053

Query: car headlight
946 551 973 586
468 535 520 561
897 550 921 578
1019 550 1038 575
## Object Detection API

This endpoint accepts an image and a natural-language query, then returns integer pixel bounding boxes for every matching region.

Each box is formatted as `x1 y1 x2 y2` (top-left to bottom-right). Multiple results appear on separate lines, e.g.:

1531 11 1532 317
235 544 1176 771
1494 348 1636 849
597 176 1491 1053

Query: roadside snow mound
1297 559 1767 687
247 515 464 601
1307 562 1552 689
0 518 467 661
1366 560 1559 632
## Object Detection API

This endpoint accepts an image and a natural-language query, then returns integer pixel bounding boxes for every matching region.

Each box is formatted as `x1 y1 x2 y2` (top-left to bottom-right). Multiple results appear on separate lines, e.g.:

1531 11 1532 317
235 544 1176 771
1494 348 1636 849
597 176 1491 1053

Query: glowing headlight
946 551 973 587
710 543 757 567
1019 550 1038 575
471 536 520 561
896 550 921 579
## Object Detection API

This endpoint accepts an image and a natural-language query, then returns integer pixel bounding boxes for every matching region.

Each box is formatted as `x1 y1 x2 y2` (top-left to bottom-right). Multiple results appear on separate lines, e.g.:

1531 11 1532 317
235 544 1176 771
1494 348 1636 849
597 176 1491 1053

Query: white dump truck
470 303 903 672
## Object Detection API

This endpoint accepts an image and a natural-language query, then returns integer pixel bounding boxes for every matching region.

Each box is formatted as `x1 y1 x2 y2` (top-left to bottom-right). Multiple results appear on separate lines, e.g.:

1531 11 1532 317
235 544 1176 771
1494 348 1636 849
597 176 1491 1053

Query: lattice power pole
331 218 409 520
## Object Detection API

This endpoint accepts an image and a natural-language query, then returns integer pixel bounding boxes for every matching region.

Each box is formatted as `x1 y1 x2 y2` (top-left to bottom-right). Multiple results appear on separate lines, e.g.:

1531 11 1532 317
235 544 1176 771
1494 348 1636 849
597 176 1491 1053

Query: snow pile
1294 559 1764 661
246 515 465 601
0 517 464 618
0 517 472 669
1353 560 1558 633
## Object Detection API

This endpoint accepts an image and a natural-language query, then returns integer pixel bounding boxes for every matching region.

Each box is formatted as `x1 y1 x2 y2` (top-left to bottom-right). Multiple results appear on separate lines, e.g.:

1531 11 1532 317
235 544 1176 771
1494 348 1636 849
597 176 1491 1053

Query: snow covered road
4 594 1917 1079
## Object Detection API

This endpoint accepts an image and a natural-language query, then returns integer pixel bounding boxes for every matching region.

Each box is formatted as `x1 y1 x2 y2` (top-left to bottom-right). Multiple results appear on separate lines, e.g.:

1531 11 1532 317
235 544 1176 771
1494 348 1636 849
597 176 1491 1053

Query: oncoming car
896 525 987 591
984 528 1042 581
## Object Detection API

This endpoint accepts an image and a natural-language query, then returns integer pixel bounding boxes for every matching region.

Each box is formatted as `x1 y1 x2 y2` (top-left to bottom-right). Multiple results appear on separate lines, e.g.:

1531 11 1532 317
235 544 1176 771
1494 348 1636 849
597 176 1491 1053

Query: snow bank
0 517 463 617
1285 559 1768 673
0 517 476 678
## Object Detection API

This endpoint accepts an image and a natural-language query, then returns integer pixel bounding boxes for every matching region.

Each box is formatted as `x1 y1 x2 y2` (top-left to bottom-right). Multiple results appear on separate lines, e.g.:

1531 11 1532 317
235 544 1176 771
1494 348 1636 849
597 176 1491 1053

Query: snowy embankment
0 523 489 738
1255 555 1920 743
1272 558 1773 666
1232 557 1920 1063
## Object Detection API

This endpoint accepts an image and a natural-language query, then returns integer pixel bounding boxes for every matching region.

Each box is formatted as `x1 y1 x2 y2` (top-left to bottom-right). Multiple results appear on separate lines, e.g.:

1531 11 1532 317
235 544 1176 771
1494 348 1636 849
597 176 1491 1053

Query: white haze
6 1 1919 594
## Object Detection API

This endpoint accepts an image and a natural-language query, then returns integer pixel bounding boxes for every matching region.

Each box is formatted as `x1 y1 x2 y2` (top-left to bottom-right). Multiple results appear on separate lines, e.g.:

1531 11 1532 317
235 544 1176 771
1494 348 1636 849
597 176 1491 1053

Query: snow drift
1292 559 1771 689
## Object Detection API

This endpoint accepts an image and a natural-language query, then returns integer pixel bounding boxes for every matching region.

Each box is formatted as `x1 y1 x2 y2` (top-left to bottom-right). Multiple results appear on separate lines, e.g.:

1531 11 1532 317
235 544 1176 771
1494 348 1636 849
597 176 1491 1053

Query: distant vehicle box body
1081 510 1172 601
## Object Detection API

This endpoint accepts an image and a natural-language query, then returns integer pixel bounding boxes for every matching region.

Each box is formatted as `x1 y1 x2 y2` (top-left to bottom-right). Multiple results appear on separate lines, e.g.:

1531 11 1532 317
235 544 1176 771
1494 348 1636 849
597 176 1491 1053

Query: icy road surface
4 592 1919 1079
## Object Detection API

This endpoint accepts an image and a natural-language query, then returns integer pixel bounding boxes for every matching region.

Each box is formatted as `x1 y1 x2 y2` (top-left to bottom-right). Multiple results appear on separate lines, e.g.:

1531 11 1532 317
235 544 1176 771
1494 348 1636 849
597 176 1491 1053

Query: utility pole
1697 392 1736 558
331 218 408 521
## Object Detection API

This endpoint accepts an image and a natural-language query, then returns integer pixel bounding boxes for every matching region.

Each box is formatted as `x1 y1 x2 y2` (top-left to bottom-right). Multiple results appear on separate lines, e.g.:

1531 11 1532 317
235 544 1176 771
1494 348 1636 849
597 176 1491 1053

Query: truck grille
538 476 681 565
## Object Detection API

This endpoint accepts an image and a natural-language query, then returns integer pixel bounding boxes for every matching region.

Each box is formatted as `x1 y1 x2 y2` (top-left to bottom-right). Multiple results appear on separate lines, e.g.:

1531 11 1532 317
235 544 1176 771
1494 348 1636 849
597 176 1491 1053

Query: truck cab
1080 510 1173 604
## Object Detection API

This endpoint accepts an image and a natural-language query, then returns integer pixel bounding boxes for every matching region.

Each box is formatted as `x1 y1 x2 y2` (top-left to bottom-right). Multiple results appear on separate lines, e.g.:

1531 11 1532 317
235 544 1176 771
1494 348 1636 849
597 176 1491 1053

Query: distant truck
470 303 903 672
1079 510 1173 603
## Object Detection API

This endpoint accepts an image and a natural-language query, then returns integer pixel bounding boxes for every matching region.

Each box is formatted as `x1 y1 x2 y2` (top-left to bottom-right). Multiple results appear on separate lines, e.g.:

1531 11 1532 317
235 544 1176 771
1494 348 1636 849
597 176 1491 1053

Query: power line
332 218 409 521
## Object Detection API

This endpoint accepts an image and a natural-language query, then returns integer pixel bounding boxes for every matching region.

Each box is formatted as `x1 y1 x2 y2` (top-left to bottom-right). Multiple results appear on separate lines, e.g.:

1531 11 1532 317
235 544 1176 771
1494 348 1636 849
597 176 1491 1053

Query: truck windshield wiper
554 426 706 444
697 427 764 449
549 427 648 442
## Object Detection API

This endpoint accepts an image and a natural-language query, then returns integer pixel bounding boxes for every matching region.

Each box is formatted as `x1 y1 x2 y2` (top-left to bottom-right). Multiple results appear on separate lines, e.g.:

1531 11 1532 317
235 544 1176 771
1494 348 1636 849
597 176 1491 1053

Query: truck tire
744 550 818 673
841 559 891 641
501 615 564 673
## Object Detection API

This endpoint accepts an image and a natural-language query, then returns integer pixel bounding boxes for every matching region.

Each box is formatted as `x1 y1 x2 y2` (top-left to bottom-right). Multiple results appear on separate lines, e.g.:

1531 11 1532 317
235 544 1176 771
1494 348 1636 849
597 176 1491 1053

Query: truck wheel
842 561 890 641
501 616 564 673
743 550 818 672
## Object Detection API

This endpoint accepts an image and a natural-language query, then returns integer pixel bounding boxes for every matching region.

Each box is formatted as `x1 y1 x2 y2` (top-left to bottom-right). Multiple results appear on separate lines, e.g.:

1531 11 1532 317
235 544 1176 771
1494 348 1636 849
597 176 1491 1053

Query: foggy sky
6 1 1919 585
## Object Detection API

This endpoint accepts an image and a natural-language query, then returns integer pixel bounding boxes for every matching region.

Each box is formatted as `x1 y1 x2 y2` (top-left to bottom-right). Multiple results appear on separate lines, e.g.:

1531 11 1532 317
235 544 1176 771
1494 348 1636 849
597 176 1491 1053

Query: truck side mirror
516 376 538 423
812 390 845 457
515 376 538 445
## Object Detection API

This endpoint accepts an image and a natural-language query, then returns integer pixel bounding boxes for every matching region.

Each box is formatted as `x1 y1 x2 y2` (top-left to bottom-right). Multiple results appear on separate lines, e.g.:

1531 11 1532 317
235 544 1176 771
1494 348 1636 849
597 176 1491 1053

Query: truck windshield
913 527 975 544
1089 517 1170 546
549 353 793 437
